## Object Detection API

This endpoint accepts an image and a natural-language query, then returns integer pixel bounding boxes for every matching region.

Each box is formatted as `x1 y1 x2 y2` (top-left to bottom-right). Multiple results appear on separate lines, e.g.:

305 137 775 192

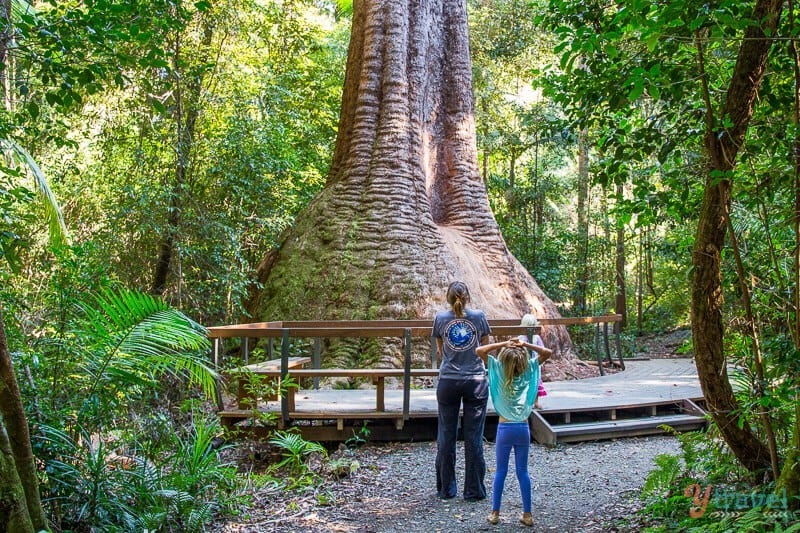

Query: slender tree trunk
690 0 782 472
249 0 577 371
722 205 779 478
601 188 611 307
792 0 800 354
615 181 626 329
574 128 589 313
152 15 214 296
0 422 34 533
636 227 643 333
0 307 46 531
777 396 800 510
1 0 13 112
777 0 800 503
532 135 540 266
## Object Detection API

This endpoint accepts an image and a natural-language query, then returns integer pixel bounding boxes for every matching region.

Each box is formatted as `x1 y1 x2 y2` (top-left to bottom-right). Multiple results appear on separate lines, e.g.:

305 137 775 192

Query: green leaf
26 100 39 119
645 33 659 52
628 81 644 101
649 84 660 101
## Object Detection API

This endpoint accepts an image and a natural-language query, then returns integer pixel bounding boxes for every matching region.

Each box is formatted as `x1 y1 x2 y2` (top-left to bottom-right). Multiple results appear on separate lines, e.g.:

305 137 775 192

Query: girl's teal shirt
487 356 541 422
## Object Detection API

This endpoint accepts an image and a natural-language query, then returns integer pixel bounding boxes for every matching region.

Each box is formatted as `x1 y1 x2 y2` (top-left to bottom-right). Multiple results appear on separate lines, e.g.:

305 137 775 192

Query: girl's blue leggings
492 421 531 513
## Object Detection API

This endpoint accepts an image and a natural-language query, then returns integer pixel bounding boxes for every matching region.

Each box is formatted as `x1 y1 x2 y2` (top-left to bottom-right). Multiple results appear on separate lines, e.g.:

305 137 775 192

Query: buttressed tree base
248 0 580 375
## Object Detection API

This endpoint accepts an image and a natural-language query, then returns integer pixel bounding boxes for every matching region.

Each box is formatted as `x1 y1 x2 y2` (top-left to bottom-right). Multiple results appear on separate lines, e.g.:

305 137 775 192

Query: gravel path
217 435 681 532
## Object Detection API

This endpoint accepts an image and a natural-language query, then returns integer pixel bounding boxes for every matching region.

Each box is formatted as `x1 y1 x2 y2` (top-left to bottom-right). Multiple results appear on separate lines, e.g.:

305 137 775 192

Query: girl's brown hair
497 346 529 392
446 281 470 318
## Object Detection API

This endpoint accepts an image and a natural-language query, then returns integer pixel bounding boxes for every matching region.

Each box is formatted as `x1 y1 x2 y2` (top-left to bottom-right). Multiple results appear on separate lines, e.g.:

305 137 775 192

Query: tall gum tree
691 0 782 472
249 0 577 371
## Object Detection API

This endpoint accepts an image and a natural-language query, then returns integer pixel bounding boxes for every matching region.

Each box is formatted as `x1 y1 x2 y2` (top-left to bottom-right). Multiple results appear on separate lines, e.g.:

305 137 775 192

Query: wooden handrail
207 315 623 338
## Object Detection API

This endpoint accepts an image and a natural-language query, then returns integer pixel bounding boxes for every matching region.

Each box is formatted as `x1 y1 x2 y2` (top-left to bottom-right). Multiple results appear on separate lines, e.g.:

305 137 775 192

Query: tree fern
269 430 327 473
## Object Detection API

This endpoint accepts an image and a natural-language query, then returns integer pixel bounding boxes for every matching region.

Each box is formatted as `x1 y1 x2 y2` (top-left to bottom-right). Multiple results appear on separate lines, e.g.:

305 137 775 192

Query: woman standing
432 281 491 500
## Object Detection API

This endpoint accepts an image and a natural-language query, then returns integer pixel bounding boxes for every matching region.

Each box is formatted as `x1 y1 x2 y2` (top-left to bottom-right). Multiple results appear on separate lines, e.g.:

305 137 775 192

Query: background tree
540 0 796 479
691 0 782 473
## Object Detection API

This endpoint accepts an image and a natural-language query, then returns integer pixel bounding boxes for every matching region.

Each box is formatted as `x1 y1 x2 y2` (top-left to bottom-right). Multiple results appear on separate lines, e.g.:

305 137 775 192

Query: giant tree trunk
249 0 576 372
690 0 781 473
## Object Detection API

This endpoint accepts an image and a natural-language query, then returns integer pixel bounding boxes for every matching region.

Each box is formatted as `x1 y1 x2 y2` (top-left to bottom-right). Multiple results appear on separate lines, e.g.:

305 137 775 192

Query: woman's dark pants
435 377 488 500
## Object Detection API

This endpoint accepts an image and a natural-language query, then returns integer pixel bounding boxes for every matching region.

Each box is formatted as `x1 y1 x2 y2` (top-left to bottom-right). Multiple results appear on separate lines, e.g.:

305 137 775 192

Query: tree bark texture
0 307 46 530
0 422 34 533
250 0 575 370
691 0 781 472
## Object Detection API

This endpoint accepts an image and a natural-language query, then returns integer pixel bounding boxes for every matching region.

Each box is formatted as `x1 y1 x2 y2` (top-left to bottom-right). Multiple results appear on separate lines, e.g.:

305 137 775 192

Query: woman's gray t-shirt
433 309 491 379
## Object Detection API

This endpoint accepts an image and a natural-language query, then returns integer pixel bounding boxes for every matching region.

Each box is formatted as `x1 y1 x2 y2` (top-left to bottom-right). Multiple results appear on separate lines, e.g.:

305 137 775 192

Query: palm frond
0 138 69 249
11 0 36 19
76 288 216 402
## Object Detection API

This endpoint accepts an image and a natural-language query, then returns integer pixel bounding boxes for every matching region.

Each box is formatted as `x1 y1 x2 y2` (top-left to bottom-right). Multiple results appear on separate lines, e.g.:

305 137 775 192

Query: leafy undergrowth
623 428 800 532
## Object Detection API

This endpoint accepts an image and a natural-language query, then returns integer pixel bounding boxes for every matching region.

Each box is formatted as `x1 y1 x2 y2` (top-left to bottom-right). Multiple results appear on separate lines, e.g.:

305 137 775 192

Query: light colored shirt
487 355 541 422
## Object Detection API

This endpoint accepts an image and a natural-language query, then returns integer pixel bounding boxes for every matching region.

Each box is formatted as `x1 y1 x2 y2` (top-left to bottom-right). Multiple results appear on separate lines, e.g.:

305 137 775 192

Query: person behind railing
476 337 553 528
432 281 491 501
519 313 548 409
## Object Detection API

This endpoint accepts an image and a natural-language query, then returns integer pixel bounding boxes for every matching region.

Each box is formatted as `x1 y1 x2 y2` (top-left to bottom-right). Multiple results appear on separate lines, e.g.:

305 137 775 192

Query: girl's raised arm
475 339 512 364
516 340 553 365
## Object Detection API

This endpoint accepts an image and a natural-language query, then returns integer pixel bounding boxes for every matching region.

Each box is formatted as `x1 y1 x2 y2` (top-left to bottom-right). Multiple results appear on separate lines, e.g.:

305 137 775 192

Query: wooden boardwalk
540 357 703 410
221 358 707 443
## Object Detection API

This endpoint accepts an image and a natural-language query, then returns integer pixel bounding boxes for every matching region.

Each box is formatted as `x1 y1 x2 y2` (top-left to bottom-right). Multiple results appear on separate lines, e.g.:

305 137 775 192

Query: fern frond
76 288 216 403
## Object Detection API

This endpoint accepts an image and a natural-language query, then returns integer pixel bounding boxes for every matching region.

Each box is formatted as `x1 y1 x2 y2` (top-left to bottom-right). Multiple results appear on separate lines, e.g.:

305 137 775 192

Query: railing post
280 328 290 424
242 337 249 365
313 337 321 389
603 321 612 363
615 320 625 370
403 328 411 421
213 338 224 410
595 322 605 376
430 337 437 369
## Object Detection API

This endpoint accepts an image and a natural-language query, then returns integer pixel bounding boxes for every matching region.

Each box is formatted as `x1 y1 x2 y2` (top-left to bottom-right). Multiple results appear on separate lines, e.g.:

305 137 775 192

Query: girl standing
477 337 553 527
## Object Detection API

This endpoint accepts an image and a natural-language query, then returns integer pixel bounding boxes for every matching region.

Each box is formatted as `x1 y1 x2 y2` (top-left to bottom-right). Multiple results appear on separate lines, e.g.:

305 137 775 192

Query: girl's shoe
487 511 500 525
520 513 533 527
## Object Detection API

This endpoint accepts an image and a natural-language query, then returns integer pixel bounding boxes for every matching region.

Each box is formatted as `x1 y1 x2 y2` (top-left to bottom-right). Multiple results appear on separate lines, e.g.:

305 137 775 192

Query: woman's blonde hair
497 346 529 392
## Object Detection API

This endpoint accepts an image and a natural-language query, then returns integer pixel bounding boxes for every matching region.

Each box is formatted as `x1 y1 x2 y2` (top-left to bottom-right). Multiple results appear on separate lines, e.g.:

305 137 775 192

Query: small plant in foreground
269 430 327 474
345 421 371 449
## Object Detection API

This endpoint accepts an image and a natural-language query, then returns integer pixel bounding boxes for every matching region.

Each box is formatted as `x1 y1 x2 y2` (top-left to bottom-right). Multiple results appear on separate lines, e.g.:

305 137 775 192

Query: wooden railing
207 315 623 424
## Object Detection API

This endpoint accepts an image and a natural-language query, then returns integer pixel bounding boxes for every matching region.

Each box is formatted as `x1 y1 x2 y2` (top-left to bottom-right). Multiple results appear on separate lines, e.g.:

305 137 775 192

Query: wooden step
530 399 707 445
551 413 707 442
